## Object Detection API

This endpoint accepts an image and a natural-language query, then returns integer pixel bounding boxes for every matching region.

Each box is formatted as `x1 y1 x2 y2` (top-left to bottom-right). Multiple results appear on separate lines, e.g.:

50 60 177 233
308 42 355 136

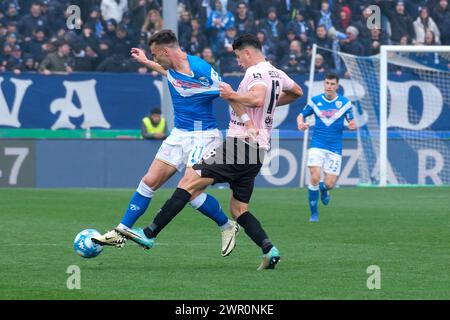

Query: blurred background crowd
1 0 449 75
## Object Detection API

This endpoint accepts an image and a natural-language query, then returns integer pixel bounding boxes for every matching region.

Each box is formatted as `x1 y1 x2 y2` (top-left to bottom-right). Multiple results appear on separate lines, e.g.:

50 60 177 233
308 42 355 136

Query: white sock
117 223 131 230
219 219 233 231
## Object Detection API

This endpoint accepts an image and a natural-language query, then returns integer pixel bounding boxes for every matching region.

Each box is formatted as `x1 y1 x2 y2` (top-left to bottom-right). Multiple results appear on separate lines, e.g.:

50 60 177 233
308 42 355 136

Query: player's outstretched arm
276 83 303 106
228 100 259 142
297 114 309 131
131 48 167 76
219 82 266 108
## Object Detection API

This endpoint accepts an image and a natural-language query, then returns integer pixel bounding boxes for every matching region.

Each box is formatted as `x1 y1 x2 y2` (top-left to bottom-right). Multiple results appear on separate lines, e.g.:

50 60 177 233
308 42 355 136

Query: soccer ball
73 229 103 258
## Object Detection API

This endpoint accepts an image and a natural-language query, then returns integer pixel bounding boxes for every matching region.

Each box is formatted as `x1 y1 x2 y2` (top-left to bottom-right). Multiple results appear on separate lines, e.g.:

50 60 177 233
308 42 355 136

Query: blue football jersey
301 94 354 155
166 55 220 131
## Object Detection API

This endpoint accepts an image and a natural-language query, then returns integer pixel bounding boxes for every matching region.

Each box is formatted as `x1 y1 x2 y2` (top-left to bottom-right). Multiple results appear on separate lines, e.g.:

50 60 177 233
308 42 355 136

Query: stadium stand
0 0 449 75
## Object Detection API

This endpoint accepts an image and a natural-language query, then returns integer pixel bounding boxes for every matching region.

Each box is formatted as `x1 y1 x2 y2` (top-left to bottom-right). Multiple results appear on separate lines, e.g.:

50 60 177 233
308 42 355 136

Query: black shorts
192 137 265 203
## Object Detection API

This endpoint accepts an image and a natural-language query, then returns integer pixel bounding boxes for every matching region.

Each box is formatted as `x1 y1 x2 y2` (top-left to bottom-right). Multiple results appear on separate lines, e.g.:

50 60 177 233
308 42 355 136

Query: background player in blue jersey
93 30 239 257
297 73 356 222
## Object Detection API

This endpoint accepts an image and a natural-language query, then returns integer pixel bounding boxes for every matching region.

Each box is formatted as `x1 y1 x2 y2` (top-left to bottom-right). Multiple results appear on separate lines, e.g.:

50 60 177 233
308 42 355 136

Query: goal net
302 45 450 186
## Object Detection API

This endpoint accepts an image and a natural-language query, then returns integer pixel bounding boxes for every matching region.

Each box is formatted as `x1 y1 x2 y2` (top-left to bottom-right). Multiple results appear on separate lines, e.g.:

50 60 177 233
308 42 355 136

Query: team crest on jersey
335 101 343 109
265 115 273 127
198 76 210 87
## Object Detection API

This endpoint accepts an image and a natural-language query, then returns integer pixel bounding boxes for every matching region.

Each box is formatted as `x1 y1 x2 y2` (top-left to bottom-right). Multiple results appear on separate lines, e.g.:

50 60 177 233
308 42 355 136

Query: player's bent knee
325 182 335 190
142 175 160 190
178 172 203 194
310 177 320 186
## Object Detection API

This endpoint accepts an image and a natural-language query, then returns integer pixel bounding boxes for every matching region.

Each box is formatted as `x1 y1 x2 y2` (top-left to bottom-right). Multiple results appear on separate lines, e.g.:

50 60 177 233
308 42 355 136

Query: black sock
237 211 273 254
143 188 191 238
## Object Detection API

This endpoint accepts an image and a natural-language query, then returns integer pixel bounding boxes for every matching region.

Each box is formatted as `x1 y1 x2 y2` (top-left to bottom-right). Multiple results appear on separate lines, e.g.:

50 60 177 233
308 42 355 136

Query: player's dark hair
148 29 178 47
232 34 262 51
325 72 340 83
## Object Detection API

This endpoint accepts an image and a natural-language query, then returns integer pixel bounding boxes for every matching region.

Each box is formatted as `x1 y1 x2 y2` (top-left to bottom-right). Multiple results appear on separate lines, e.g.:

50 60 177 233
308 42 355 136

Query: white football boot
92 229 127 248
221 221 240 257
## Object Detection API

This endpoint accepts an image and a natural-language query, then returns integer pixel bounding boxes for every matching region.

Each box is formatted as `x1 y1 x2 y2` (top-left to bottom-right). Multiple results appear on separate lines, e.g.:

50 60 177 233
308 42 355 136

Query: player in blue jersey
93 30 240 256
297 73 356 222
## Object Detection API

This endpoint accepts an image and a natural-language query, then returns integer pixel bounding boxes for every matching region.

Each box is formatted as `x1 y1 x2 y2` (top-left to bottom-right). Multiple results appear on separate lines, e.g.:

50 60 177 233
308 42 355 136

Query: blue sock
119 181 153 228
190 193 228 227
319 181 327 193
308 184 319 216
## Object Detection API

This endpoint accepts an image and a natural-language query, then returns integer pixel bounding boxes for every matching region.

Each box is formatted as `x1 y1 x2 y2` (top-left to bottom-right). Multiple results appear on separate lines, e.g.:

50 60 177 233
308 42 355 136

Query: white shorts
307 147 342 176
155 128 222 172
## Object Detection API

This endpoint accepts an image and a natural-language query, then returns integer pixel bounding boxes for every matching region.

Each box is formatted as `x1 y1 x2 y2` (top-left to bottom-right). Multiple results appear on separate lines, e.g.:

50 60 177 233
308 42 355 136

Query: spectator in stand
201 47 220 71
313 24 334 68
413 6 441 44
256 29 278 62
279 28 299 54
400 33 413 45
432 0 450 44
424 29 437 45
72 42 95 72
368 27 389 55
280 50 306 74
70 0 96 23
217 25 240 73
314 53 329 74
251 0 278 25
141 8 163 38
19 1 50 39
260 7 285 43
23 26 48 63
182 18 207 56
113 24 134 57
121 11 139 43
97 38 112 61
206 0 235 50
77 23 100 57
101 0 129 24
49 1 75 33
314 1 333 31
3 2 21 26
23 54 39 72
286 7 314 40
178 10 193 45
234 1 256 37
381 0 415 44
353 6 375 48
39 41 73 75
4 44 23 74
339 25 366 56
0 21 5 40
0 44 14 72
86 6 105 38
335 6 352 34
103 18 118 44
227 0 248 14
128 0 161 32
4 32 19 48
283 39 307 70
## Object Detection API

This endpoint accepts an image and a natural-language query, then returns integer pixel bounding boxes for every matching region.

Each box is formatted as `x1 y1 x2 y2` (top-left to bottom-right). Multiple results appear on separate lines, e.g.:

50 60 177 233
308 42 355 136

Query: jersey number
267 80 280 114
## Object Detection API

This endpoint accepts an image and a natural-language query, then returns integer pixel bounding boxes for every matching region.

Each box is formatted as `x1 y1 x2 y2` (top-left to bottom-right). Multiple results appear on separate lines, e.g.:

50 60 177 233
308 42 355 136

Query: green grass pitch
0 187 449 300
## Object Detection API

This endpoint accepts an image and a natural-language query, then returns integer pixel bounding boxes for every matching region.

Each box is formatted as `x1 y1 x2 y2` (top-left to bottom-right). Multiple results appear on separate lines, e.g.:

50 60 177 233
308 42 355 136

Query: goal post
302 44 450 187
299 43 318 188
